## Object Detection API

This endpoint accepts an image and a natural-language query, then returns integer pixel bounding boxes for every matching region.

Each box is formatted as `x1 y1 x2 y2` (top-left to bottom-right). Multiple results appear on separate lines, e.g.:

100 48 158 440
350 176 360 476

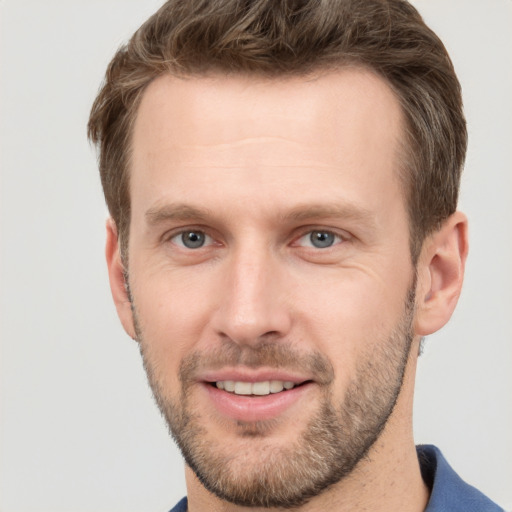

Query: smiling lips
202 374 314 422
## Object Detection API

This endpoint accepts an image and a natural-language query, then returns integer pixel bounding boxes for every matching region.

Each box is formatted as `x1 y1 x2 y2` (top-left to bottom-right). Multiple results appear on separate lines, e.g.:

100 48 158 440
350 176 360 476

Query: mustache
179 342 335 386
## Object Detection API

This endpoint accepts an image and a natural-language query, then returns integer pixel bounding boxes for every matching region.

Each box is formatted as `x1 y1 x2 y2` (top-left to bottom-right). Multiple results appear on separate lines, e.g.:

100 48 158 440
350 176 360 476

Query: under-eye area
211 380 312 396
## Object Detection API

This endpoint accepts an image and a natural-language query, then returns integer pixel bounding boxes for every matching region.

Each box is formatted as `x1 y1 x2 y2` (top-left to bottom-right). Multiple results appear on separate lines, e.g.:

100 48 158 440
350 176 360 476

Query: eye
296 230 343 249
171 230 213 249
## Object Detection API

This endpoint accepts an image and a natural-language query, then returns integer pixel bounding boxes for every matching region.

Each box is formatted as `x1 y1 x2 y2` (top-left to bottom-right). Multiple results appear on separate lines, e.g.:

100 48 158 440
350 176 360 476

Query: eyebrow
145 203 213 226
145 201 376 230
280 203 376 227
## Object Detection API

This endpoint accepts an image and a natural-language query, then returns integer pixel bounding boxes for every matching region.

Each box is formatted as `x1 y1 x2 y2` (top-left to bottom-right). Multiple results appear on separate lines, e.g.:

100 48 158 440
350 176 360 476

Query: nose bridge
213 237 290 344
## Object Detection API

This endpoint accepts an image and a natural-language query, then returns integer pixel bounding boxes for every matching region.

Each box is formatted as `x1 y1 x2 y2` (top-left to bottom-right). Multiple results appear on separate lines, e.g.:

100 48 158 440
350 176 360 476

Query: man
88 1 504 510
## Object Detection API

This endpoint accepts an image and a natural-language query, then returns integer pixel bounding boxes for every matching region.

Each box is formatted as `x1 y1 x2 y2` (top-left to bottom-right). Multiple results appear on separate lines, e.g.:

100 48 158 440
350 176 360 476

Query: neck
186 341 429 512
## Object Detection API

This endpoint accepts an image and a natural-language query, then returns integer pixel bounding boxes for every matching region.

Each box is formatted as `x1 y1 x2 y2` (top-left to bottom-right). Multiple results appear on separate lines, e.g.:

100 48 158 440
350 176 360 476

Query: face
125 69 417 507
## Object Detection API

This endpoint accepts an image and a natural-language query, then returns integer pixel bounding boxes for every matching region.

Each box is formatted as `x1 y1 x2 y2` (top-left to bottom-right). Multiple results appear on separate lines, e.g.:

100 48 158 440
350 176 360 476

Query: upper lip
199 368 313 385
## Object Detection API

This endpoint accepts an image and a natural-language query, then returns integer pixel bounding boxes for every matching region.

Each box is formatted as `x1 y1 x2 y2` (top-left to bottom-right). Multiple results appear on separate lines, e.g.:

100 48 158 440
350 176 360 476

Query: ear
105 218 137 340
414 211 469 336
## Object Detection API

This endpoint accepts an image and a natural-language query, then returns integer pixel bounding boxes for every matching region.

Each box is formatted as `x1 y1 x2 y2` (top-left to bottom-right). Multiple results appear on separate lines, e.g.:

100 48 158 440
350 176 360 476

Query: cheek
131 270 216 382
293 267 411 364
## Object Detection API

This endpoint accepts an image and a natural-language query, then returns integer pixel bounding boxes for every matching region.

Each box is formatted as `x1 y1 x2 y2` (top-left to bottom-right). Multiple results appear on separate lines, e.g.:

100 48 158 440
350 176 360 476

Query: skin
106 68 468 511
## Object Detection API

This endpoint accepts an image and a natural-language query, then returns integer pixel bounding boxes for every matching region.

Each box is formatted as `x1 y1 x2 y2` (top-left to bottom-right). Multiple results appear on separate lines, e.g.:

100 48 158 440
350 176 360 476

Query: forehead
130 68 405 219
133 67 403 161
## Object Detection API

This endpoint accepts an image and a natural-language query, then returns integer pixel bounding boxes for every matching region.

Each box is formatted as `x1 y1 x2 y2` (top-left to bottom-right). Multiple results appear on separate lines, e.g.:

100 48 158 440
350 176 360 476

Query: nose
211 243 292 346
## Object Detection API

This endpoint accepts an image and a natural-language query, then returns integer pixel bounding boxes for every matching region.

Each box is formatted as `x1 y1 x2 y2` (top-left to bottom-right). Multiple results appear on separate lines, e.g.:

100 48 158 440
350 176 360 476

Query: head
88 0 466 265
89 0 468 508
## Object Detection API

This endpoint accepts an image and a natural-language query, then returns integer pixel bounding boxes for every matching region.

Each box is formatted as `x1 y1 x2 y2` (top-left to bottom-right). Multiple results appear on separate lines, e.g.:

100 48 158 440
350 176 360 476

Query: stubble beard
134 286 416 509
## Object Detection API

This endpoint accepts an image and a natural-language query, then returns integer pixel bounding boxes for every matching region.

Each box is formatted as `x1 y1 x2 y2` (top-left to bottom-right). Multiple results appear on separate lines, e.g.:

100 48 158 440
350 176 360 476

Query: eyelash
294 229 345 249
166 228 215 249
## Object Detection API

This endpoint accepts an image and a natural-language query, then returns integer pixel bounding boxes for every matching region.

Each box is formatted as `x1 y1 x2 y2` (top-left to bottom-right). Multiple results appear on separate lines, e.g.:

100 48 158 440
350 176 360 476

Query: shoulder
168 497 187 512
417 445 505 512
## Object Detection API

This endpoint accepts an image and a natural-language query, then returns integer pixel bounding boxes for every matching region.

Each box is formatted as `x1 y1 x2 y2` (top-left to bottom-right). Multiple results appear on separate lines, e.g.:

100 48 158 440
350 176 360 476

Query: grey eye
180 231 206 249
309 231 336 248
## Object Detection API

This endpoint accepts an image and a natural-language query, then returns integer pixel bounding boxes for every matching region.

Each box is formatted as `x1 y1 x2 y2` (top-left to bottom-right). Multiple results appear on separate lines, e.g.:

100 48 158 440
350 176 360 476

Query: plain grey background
1 1 511 511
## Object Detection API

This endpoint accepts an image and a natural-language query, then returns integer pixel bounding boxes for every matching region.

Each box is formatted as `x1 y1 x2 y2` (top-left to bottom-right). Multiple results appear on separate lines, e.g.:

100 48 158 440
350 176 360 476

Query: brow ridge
144 201 376 230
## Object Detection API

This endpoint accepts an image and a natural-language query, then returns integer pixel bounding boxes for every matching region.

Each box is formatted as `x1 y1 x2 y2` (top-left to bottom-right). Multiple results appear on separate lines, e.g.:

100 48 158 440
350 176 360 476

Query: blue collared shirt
418 445 504 512
169 445 504 511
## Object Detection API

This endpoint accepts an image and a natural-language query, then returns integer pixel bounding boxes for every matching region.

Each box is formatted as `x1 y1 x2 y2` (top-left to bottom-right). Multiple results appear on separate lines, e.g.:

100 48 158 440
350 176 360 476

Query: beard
134 285 416 509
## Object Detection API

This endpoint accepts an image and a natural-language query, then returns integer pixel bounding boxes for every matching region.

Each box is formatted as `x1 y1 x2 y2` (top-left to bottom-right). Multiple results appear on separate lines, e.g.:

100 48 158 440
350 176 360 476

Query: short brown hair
88 0 466 262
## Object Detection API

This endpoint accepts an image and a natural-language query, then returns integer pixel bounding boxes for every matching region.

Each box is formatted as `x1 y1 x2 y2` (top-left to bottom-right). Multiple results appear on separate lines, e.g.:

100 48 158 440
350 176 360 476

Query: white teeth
215 380 297 396
269 380 284 393
252 381 270 395
234 382 252 395
224 381 235 392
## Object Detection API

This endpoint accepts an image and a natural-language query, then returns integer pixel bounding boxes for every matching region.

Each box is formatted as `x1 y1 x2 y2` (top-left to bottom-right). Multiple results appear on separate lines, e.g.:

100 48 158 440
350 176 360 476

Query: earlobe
105 219 137 340
414 211 469 336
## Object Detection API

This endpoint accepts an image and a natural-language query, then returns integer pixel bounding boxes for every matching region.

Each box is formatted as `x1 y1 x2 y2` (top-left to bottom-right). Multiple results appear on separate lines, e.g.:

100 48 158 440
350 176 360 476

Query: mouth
211 379 308 396
201 375 315 422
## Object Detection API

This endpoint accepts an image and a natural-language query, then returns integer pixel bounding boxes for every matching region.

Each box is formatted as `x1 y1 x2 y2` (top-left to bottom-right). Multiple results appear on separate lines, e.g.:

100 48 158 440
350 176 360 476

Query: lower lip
202 382 314 422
